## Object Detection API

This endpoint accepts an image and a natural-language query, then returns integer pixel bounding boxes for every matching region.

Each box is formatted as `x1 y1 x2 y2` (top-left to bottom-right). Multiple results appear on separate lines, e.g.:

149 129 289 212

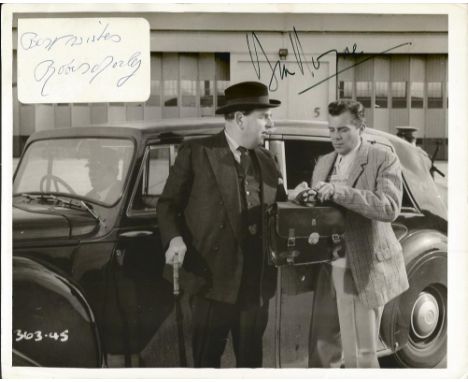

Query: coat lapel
313 151 337 185
205 132 243 242
346 141 370 187
253 148 277 205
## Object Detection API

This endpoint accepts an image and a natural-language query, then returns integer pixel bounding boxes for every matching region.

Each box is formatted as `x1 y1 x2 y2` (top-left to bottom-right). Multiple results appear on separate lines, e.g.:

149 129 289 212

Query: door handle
119 230 154 238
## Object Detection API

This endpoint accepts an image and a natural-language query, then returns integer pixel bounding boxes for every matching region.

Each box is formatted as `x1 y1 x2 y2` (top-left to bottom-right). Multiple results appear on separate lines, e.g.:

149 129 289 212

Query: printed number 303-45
14 329 69 342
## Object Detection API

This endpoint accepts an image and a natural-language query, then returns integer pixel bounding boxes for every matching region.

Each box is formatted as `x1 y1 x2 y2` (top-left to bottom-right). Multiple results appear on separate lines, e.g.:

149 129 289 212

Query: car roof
26 117 446 219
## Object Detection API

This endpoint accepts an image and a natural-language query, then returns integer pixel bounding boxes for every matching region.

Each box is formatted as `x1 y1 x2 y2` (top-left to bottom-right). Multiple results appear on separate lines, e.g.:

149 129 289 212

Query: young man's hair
328 100 366 129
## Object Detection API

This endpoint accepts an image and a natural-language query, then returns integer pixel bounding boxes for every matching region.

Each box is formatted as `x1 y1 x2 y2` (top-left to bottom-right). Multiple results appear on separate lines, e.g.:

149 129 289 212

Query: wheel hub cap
411 292 439 340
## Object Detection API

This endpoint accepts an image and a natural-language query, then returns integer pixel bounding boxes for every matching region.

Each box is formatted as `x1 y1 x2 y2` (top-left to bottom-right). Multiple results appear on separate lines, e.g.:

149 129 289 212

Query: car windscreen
13 138 134 206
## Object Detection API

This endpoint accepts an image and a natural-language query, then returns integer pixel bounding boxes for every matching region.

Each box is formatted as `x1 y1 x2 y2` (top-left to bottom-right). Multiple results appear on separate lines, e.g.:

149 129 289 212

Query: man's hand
288 181 310 201
314 181 335 203
165 236 187 265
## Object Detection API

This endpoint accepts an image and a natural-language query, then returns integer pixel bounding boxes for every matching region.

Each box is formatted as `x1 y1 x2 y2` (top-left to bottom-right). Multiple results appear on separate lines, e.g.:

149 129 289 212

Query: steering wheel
40 174 76 194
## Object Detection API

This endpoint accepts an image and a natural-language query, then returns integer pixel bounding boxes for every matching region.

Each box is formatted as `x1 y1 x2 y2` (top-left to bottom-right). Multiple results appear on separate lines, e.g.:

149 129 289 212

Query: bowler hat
215 81 281 115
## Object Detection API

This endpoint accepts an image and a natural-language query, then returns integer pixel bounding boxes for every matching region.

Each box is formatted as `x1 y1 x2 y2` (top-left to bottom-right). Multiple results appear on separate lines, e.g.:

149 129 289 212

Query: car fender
13 256 103 367
380 229 447 352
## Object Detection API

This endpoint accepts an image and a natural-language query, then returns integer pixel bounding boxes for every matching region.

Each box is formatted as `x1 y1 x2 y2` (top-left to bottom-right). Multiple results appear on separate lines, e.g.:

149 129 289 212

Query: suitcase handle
294 188 319 207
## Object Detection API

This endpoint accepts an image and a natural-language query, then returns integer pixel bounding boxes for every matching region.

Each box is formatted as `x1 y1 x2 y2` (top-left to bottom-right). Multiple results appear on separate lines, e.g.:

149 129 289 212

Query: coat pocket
374 241 402 262
374 247 393 262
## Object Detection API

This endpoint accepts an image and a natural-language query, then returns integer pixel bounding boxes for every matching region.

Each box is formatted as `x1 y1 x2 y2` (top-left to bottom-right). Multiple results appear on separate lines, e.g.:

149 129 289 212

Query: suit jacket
157 131 286 304
312 141 409 309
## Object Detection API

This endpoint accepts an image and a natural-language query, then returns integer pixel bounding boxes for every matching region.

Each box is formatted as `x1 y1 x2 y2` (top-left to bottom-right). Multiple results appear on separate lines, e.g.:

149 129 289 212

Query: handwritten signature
246 27 411 95
34 51 142 97
20 20 121 52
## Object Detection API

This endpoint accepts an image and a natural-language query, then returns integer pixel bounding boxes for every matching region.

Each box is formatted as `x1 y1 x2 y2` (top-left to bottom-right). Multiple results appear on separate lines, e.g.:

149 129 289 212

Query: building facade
12 12 448 158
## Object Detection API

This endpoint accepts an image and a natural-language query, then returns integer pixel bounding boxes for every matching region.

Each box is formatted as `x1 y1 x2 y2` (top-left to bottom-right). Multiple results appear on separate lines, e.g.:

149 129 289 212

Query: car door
108 142 186 366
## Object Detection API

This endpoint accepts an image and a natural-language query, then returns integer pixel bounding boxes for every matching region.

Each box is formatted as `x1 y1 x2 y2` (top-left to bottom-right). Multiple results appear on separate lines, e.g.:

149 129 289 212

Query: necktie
335 156 343 175
237 146 251 175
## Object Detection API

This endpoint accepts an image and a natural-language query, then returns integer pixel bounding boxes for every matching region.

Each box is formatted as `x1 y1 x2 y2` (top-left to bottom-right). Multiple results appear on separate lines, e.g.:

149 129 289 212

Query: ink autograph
20 20 121 52
34 52 142 97
20 21 141 97
247 27 411 94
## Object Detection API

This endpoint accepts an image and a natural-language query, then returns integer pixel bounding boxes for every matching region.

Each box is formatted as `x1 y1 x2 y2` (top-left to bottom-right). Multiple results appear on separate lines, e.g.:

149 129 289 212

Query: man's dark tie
237 146 252 175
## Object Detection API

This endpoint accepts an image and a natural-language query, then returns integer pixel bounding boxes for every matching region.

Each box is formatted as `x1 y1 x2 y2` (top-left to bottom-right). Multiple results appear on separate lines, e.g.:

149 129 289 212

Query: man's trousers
308 263 384 368
191 294 269 368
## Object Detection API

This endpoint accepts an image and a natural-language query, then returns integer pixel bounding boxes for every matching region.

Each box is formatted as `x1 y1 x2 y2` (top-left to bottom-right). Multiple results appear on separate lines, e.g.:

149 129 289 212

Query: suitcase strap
287 228 296 247
287 229 343 246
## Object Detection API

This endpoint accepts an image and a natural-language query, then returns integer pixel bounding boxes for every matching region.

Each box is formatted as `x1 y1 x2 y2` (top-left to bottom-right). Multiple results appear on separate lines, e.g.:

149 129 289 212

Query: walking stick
173 255 187 367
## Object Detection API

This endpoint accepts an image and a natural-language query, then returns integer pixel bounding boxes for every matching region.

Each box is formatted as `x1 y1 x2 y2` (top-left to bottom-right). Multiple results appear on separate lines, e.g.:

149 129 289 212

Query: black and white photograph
1 2 467 378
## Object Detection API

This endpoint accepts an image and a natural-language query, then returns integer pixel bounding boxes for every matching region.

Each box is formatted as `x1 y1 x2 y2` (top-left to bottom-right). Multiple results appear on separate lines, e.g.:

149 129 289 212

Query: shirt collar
224 129 242 155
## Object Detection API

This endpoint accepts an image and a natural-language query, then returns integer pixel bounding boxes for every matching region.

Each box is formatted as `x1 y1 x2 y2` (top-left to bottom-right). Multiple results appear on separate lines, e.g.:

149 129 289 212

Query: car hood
13 204 98 241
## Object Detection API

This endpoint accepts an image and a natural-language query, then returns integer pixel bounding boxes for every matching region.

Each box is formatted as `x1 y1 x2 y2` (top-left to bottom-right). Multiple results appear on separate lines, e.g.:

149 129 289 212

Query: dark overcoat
157 131 286 304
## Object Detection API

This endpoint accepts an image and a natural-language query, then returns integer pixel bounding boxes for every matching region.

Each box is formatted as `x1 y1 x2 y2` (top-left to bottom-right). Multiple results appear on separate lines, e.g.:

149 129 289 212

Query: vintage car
12 118 447 368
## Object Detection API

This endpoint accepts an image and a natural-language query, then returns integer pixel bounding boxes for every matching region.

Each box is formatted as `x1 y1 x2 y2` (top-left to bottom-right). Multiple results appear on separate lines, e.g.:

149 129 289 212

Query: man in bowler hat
157 81 287 367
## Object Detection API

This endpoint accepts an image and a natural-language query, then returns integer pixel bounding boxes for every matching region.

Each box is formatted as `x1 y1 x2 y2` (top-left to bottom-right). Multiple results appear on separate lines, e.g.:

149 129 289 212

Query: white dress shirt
224 129 243 164
330 139 362 268
333 139 362 182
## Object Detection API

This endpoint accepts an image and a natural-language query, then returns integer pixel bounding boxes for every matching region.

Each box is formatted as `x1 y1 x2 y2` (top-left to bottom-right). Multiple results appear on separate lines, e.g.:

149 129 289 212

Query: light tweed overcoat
312 140 409 308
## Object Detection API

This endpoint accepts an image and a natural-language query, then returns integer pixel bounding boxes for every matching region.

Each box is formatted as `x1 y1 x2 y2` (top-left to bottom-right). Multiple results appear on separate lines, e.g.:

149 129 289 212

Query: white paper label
17 18 150 103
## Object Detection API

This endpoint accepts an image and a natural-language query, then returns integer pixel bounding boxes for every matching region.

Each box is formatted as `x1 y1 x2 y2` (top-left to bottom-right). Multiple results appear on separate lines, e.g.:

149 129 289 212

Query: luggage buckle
331 234 342 244
287 228 296 247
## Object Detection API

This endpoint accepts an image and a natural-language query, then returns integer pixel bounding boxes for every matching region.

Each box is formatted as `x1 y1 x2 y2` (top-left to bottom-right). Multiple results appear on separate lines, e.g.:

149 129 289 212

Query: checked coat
312 140 409 308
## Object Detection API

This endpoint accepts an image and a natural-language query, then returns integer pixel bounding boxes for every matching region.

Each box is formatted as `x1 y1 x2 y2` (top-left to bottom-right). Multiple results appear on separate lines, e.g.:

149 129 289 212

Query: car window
284 140 334 189
129 144 178 214
401 179 419 212
13 138 134 206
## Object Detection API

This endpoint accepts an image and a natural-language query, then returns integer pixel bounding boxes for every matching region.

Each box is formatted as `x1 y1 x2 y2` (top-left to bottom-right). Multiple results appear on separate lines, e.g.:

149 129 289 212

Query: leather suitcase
266 201 346 266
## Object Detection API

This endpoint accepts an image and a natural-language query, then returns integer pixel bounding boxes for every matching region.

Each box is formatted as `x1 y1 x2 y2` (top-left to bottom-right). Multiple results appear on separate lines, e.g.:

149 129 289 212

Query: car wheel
384 250 447 368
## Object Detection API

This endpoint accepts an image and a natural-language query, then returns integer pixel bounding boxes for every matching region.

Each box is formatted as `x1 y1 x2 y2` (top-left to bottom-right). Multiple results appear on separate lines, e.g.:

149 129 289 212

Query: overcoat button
219 223 225 229
213 245 219 251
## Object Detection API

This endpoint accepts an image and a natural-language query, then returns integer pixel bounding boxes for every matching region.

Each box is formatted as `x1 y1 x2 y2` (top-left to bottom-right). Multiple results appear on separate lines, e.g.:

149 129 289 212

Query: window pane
411 82 424 108
339 81 352 100
146 147 170 195
162 54 179 114
149 53 162 107
14 138 134 205
215 53 230 108
55 104 71 128
216 81 229 107
375 81 388 108
200 80 214 108
147 80 161 106
391 81 407 108
163 80 178 106
356 81 372 108
131 146 171 212
427 82 443 108
181 80 197 107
